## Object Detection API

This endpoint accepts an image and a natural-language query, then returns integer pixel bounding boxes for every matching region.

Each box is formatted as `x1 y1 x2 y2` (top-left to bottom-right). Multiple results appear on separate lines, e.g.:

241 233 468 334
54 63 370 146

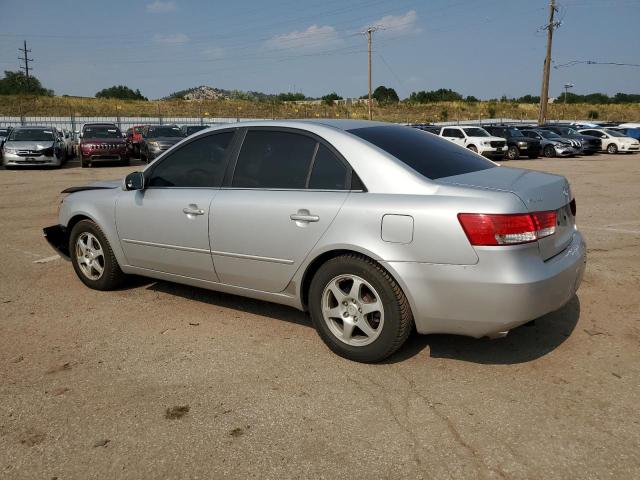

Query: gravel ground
1 154 639 479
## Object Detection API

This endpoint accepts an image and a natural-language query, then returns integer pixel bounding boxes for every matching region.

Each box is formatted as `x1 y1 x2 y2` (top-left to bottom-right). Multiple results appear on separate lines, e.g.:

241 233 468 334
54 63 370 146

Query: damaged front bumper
43 225 70 260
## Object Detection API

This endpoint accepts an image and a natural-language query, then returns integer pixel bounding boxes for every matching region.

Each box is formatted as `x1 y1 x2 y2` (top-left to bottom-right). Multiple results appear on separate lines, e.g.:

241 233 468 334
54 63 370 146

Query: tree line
2 70 640 105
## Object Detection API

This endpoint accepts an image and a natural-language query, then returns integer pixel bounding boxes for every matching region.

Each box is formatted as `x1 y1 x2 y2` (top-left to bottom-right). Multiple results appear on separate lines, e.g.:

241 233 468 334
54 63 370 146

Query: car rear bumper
385 230 587 338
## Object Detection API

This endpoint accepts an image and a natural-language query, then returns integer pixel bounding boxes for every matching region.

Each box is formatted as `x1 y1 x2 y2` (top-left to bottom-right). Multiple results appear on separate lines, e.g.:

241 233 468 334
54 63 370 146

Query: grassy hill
1 95 639 123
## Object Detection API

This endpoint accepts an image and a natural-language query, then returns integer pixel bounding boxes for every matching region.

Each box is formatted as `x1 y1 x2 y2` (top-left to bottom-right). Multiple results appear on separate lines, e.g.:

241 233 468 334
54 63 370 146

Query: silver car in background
3 126 66 168
43 120 586 362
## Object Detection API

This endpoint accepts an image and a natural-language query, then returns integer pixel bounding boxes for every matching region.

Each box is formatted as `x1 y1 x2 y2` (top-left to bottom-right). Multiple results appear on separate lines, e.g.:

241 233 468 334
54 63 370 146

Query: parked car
438 126 506 158
577 128 640 154
79 123 129 168
483 125 540 159
0 127 12 146
538 125 601 155
125 125 146 158
43 120 586 363
410 124 440 135
57 128 74 159
607 127 640 141
521 129 580 157
2 126 66 168
617 122 640 129
182 125 208 137
139 124 185 163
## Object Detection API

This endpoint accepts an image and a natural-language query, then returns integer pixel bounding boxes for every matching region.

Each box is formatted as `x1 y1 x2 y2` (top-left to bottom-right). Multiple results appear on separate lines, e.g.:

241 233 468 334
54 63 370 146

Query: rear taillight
458 211 557 246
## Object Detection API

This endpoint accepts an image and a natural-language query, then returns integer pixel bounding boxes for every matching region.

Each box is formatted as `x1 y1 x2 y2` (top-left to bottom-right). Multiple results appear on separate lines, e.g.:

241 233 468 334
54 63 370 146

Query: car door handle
183 205 205 216
290 213 320 222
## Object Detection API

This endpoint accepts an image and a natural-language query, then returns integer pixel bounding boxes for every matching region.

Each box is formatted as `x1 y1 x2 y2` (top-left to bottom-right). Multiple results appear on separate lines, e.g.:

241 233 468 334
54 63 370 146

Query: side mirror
123 171 145 191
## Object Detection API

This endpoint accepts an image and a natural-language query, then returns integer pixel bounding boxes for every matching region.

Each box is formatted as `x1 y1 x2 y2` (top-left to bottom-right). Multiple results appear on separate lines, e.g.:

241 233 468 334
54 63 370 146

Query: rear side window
232 130 316 189
148 132 233 188
349 125 495 180
308 144 348 190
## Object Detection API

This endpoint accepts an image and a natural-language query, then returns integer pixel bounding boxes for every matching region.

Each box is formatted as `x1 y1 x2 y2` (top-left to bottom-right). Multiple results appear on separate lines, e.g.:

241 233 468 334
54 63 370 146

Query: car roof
12 125 52 130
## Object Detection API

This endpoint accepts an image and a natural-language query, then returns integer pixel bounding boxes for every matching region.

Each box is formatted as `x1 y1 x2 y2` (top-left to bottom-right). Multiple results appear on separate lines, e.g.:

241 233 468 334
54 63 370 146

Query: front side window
308 144 348 190
232 130 317 189
349 125 495 180
507 128 524 137
148 132 234 188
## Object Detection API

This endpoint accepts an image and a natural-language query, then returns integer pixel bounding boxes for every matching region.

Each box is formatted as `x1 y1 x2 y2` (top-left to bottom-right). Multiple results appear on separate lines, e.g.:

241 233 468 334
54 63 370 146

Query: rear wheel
81 157 91 168
69 220 125 290
607 143 618 154
467 145 478 153
543 145 556 158
506 145 520 160
309 254 413 363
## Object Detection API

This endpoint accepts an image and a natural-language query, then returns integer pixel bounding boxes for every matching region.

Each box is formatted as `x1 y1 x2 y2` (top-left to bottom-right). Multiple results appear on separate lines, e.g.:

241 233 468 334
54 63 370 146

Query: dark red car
79 123 129 168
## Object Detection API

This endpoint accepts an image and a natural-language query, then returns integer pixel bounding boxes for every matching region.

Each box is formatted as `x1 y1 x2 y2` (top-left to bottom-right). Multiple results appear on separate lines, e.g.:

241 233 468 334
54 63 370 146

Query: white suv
439 126 506 158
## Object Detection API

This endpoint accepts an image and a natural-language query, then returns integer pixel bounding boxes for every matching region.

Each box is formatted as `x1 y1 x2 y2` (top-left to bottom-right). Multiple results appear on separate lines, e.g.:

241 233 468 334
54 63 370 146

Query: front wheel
607 143 618 154
308 254 413 363
543 145 556 158
506 145 520 160
69 220 125 290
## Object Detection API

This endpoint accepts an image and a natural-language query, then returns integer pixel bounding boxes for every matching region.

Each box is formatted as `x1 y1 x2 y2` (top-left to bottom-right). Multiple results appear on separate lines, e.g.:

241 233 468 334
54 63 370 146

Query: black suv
538 125 601 155
483 125 540 160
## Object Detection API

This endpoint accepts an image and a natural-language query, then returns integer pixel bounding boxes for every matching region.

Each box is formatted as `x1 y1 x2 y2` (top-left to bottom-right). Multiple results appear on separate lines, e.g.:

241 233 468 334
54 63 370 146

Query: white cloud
202 46 225 59
146 1 176 13
371 10 420 36
153 33 189 45
265 25 342 51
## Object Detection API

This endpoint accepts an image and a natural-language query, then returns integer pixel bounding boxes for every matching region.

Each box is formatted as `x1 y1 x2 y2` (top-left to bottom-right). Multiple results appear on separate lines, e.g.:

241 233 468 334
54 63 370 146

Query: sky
0 0 638 100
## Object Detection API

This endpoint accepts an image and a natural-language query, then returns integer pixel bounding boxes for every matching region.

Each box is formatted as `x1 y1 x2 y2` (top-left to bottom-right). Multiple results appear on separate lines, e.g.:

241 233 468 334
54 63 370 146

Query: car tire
122 157 130 166
543 145 556 158
506 145 520 160
69 219 125 291
81 157 91 168
607 143 618 154
308 253 413 363
467 145 478 153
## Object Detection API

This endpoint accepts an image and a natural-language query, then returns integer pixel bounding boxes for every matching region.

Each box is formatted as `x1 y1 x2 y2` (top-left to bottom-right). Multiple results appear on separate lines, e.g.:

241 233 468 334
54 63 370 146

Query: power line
18 40 33 79
554 60 640 69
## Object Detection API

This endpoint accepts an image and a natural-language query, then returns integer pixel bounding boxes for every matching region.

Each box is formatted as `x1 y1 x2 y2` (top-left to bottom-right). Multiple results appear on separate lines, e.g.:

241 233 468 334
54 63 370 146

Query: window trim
144 127 239 190
223 126 366 192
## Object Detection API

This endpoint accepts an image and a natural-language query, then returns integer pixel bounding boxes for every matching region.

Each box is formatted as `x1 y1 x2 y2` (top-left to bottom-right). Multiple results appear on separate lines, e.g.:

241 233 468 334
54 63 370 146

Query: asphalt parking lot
1 154 639 479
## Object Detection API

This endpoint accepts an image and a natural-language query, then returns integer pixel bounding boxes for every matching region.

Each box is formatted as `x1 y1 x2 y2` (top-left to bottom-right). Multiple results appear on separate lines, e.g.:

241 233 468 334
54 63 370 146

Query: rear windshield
8 128 54 142
349 125 496 180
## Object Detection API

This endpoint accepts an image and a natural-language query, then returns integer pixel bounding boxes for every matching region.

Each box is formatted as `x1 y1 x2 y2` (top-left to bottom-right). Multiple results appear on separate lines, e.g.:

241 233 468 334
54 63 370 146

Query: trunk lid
439 166 575 260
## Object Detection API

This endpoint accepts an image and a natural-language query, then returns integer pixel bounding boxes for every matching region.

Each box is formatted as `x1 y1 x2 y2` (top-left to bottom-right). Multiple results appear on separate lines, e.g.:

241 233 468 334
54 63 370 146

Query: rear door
116 130 236 280
210 128 350 292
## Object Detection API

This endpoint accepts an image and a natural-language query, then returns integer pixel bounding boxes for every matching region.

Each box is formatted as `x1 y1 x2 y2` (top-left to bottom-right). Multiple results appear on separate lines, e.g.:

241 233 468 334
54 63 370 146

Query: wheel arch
298 247 412 316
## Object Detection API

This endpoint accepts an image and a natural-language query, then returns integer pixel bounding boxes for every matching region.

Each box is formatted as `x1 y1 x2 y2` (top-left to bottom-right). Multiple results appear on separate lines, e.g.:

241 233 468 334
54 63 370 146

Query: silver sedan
44 120 586 362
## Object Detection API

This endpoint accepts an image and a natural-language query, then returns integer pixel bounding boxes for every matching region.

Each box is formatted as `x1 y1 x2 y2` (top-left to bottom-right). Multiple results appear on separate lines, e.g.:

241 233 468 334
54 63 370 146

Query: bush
96 85 147 101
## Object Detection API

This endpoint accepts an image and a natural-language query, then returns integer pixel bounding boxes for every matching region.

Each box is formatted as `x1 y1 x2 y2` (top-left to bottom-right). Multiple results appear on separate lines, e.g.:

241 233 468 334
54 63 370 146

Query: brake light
458 211 557 246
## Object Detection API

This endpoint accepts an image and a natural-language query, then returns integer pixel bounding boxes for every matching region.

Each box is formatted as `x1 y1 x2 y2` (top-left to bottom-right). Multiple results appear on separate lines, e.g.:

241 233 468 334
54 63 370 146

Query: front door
115 130 236 281
210 130 351 292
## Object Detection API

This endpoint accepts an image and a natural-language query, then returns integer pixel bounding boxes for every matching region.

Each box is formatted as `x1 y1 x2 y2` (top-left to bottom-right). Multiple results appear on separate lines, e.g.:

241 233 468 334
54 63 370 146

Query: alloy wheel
75 232 105 280
321 274 385 346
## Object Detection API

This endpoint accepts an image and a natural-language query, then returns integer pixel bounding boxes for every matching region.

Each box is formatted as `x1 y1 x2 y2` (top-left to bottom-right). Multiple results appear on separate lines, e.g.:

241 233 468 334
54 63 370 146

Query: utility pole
365 26 379 121
538 0 559 125
18 40 33 79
